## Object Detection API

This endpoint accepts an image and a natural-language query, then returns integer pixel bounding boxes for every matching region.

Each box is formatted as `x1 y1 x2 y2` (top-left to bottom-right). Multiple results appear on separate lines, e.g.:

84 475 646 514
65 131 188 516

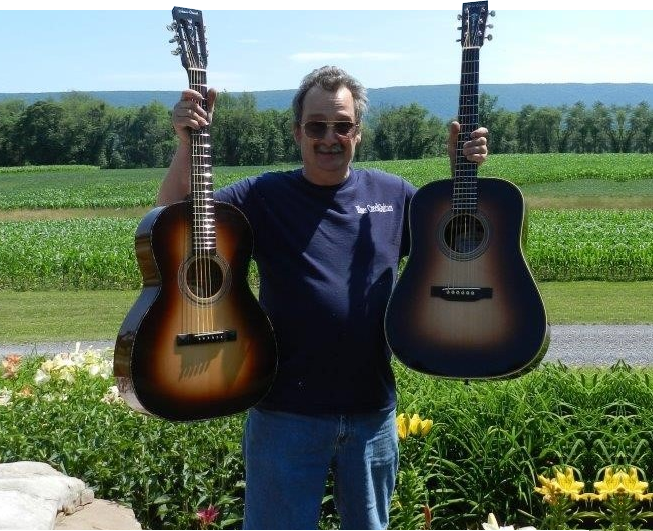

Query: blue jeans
242 407 399 530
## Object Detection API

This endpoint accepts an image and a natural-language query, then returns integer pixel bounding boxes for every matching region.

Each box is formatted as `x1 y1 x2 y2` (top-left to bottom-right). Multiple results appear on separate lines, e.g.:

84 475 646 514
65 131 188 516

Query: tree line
0 91 652 169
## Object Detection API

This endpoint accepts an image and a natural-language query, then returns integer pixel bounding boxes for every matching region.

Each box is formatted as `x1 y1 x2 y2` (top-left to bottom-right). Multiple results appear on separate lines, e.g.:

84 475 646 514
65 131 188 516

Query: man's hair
292 66 368 125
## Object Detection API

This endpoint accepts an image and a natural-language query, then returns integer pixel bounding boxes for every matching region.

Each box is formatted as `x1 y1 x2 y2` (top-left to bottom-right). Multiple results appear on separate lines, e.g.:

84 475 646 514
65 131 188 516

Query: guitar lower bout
385 177 549 379
114 200 277 421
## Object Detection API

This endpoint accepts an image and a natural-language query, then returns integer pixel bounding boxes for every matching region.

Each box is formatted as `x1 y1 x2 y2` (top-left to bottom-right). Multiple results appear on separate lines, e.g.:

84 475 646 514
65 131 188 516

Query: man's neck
301 167 350 187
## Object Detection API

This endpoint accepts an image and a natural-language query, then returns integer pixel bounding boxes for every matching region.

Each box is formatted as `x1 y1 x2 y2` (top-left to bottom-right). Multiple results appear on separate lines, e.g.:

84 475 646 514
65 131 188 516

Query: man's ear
355 127 362 146
293 123 302 145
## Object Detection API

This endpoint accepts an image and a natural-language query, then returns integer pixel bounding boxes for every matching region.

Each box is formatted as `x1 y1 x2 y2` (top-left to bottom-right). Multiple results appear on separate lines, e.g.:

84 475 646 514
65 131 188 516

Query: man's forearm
157 143 192 206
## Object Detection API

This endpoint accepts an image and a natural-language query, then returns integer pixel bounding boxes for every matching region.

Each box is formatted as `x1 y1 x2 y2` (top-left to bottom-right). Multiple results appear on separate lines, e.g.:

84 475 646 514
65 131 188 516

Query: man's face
293 85 361 186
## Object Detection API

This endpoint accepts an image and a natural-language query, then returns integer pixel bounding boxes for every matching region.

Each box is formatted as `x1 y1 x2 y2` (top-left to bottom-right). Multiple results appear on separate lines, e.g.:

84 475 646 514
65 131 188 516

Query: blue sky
1 2 652 94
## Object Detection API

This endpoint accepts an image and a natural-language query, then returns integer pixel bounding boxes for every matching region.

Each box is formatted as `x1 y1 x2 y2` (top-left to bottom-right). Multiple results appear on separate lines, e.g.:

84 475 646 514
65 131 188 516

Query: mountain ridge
1 83 651 121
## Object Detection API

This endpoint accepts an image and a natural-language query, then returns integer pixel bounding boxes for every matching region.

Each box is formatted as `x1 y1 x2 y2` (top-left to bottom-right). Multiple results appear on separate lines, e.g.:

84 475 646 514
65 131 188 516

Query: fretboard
453 46 480 213
188 67 215 253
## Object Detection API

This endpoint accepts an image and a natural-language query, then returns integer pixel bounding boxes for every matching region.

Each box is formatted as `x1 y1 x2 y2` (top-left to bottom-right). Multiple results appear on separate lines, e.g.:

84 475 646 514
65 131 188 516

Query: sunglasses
301 120 359 140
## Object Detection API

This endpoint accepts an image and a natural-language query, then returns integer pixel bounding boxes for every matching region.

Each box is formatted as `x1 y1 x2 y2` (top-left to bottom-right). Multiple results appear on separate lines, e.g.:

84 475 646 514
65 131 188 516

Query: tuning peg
166 22 177 31
487 24 494 29
457 14 462 20
457 26 462 30
171 47 182 56
169 36 180 44
490 10 496 16
486 34 493 41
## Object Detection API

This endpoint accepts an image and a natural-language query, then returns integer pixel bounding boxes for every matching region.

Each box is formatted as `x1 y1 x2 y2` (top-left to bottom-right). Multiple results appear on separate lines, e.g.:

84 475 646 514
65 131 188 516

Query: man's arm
157 88 217 206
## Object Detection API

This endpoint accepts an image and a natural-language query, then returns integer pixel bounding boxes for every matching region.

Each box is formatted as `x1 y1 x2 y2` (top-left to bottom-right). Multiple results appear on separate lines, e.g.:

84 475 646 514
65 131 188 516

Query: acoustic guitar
114 7 277 420
385 2 549 379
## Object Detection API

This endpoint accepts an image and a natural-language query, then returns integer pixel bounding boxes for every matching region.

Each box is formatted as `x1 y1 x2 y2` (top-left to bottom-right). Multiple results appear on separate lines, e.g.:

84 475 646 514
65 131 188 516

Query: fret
453 30 482 212
186 65 216 254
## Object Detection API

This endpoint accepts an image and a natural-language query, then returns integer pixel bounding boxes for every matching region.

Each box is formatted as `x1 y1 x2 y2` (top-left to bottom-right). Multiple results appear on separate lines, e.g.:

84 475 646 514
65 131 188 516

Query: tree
59 92 111 165
13 100 67 164
564 102 593 153
118 102 176 167
629 102 653 153
478 93 517 154
372 104 444 160
516 105 537 153
0 99 25 166
530 107 563 153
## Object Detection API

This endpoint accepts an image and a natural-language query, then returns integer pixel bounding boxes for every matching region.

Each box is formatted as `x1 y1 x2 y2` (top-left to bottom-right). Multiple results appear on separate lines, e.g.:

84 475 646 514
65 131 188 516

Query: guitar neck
453 46 480 212
188 67 216 253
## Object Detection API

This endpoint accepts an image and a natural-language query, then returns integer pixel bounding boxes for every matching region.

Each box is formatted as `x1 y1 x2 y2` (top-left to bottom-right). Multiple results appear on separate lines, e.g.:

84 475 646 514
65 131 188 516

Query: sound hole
439 212 489 260
180 255 230 303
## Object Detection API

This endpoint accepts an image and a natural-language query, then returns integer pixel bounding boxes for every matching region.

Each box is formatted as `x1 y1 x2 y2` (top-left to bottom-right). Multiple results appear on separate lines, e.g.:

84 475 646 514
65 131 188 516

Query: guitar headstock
169 7 208 71
457 1 494 49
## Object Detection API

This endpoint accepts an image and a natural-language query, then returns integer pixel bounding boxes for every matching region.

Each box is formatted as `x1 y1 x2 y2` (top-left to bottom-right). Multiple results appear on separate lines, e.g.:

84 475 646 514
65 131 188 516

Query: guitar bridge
431 286 493 301
176 330 237 346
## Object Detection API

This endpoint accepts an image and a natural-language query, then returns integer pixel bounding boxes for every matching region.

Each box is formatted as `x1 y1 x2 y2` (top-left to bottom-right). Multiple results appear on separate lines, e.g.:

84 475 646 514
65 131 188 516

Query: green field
1 154 652 210
0 153 651 342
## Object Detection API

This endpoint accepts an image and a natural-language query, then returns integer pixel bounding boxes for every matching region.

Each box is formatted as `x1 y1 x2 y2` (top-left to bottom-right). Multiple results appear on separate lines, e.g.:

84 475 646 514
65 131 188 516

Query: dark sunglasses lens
334 122 356 136
304 121 328 139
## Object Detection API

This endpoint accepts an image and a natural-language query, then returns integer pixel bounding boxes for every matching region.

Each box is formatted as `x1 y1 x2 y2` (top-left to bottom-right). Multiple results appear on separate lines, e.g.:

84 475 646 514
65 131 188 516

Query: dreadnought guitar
114 7 277 421
385 2 549 379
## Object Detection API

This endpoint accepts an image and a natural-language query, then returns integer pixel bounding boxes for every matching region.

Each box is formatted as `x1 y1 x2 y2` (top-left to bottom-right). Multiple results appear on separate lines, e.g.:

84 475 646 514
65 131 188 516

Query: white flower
101 386 123 404
483 513 515 530
0 388 12 406
482 513 535 530
34 369 51 385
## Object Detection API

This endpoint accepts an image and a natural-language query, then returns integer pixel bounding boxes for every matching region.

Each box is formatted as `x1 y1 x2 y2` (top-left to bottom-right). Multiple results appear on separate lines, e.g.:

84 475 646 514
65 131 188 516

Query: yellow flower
396 413 409 440
396 413 433 439
409 413 422 435
555 467 585 500
621 467 648 498
594 468 625 500
420 418 433 436
535 474 562 505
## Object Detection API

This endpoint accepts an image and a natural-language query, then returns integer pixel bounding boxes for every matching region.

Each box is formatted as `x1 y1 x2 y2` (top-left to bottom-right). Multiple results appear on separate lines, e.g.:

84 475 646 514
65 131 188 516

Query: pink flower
196 504 219 528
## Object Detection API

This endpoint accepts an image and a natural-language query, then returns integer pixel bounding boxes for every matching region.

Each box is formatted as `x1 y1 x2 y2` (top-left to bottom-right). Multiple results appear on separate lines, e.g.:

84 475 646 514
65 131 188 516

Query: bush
1 351 650 529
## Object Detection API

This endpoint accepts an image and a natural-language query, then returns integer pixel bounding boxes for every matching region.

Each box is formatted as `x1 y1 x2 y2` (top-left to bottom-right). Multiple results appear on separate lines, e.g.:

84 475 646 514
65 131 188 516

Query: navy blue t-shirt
215 167 416 414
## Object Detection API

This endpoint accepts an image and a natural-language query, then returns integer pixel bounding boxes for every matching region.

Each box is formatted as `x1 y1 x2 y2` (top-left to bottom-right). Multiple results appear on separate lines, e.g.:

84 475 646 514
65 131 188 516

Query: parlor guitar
384 2 549 379
114 7 277 420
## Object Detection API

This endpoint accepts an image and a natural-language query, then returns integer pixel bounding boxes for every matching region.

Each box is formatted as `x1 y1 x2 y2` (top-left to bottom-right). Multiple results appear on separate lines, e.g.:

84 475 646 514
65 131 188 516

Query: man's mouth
316 145 344 154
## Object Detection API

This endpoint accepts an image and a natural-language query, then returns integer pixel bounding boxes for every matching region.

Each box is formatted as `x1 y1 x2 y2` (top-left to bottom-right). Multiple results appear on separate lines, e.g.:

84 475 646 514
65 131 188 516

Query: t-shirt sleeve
399 181 417 258
214 176 260 225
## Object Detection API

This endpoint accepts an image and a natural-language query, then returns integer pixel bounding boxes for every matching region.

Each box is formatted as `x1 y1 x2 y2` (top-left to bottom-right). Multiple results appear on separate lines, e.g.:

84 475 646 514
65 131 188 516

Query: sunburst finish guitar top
114 7 277 420
384 2 549 379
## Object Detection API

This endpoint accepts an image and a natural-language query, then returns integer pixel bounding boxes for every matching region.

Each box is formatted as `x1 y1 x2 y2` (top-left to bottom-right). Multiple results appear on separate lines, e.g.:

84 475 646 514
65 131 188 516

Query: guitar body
114 200 277 421
385 177 549 378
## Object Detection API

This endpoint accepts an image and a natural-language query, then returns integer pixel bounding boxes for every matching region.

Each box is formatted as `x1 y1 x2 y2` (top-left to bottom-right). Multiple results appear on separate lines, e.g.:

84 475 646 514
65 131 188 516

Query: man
160 65 488 529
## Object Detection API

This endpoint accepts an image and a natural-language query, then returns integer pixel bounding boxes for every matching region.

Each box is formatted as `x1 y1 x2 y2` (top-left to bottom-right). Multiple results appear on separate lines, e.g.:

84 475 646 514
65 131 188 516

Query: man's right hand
172 88 218 144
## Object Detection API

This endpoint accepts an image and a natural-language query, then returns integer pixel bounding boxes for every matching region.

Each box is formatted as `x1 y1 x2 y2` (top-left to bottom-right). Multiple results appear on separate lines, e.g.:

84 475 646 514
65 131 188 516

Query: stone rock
0 461 140 530
54 499 141 530
0 461 93 516
0 490 58 530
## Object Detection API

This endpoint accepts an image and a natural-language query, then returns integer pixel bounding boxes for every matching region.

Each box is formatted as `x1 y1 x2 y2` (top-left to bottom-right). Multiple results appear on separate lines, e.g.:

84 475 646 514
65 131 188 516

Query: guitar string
449 23 464 293
456 39 480 298
196 66 211 336
452 18 471 294
192 66 207 336
454 47 473 292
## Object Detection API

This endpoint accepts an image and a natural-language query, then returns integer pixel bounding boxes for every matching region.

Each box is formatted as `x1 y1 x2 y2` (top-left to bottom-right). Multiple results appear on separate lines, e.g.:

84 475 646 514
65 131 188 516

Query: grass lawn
0 281 651 343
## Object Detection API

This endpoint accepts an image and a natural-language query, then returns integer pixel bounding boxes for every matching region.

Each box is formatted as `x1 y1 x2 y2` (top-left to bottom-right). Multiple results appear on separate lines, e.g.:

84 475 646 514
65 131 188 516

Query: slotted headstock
457 1 494 49
169 7 208 71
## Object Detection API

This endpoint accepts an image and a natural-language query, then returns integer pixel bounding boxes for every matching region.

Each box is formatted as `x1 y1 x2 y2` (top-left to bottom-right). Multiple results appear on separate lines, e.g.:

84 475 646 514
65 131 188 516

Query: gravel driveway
1 325 651 367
